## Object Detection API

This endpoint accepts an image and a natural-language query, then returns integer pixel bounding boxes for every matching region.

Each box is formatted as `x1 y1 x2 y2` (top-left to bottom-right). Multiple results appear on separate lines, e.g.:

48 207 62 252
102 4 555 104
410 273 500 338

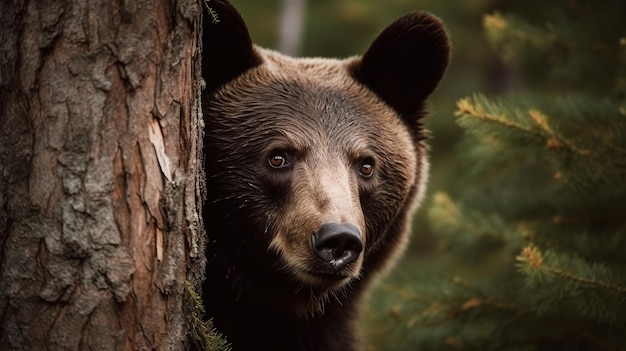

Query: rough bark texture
0 0 202 349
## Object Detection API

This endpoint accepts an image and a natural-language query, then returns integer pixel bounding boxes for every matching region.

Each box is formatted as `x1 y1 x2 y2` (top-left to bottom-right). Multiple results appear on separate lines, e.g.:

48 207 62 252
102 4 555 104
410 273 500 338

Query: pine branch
370 273 624 350
484 11 619 63
484 4 625 93
483 12 551 63
203 0 221 24
429 192 528 250
184 281 231 351
516 245 626 325
517 246 626 294
456 96 591 157
381 280 521 328
455 94 626 188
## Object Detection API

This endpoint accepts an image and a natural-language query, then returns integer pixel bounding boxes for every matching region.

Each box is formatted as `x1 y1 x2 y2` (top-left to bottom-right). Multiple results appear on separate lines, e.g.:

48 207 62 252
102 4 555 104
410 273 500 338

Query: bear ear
202 0 261 93
351 12 451 122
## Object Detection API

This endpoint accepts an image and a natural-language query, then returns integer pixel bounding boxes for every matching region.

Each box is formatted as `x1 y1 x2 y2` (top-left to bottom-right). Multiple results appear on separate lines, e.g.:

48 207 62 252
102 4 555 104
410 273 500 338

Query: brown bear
201 1 450 350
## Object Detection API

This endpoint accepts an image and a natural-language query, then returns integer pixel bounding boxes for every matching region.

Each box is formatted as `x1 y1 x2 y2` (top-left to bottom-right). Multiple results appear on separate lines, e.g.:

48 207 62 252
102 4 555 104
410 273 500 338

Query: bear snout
312 223 363 271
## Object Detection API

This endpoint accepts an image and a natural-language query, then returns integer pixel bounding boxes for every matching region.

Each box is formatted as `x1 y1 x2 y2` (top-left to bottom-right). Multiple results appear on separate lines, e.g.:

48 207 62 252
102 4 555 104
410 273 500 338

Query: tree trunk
278 0 307 56
0 0 203 350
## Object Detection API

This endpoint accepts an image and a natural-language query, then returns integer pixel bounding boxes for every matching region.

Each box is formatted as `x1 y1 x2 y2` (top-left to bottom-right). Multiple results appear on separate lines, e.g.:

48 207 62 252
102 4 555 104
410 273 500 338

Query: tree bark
0 0 203 350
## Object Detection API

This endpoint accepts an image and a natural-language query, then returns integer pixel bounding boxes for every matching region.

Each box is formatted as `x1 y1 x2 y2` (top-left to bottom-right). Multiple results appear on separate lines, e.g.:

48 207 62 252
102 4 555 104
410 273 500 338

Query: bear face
205 51 419 293
201 1 449 349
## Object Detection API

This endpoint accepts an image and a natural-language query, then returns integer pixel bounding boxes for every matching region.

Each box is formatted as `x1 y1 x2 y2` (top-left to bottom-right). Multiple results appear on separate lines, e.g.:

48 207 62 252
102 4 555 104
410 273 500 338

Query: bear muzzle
312 223 363 271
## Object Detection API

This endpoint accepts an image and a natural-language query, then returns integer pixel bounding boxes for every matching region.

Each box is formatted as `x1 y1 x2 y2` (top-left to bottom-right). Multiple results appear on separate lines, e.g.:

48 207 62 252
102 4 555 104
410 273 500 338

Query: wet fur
201 1 450 350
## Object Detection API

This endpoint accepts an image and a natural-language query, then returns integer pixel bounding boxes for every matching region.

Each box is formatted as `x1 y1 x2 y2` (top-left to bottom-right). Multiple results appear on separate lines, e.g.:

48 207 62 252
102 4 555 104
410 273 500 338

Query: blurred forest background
226 0 626 350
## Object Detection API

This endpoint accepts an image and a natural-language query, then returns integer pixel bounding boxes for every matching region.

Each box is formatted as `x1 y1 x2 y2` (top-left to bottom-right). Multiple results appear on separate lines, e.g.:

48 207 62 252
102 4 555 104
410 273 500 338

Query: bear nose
312 223 363 270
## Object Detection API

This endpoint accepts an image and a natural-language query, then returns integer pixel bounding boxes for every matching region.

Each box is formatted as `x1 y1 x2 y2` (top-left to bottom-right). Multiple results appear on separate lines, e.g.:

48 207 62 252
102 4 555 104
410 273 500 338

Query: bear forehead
207 47 419 160
214 47 404 129
258 47 356 84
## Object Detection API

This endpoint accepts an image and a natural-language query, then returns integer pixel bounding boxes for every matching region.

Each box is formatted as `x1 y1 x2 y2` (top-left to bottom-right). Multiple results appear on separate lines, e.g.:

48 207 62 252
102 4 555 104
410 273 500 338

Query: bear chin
256 254 363 315
255 271 355 317
288 272 362 316
289 282 357 317
293 268 356 290
276 245 365 291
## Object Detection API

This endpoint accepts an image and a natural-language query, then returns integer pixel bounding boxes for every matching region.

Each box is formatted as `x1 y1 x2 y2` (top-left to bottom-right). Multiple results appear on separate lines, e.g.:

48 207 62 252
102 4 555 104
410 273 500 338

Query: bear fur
201 1 450 350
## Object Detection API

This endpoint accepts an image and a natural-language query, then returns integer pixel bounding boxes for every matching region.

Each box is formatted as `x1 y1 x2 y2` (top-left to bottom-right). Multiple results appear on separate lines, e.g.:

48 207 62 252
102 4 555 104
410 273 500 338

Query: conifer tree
366 1 626 350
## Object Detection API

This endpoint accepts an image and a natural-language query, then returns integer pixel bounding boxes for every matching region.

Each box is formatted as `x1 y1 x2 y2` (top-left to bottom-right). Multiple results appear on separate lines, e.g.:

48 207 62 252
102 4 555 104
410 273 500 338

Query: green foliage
203 0 221 25
185 281 231 351
366 1 626 350
456 93 626 189
483 2 625 92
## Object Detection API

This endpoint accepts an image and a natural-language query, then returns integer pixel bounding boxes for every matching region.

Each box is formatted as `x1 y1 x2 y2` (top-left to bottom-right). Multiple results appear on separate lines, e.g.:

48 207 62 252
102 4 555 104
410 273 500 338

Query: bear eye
268 153 289 169
359 158 375 178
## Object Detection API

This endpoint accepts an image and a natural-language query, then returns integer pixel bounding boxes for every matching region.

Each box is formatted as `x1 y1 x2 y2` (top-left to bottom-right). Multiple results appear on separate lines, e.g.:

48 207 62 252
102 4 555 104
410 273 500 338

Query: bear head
201 0 450 316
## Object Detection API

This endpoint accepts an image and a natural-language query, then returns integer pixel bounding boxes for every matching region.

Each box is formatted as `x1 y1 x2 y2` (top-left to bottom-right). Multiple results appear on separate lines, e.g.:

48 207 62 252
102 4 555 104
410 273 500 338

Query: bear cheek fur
360 124 419 272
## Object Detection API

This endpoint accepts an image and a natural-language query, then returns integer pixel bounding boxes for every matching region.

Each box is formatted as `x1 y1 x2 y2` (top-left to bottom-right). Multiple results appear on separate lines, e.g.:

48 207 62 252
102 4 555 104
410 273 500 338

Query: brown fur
201 1 450 350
